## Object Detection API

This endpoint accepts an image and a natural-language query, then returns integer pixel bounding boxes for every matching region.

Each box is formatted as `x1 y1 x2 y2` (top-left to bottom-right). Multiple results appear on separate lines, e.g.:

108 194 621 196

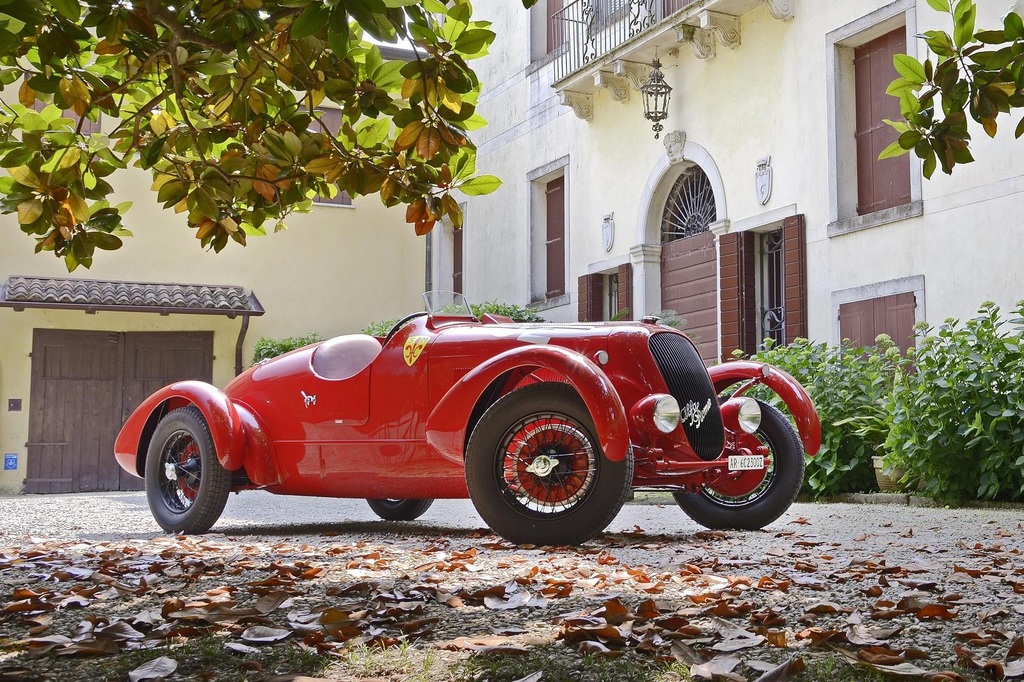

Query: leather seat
311 334 382 380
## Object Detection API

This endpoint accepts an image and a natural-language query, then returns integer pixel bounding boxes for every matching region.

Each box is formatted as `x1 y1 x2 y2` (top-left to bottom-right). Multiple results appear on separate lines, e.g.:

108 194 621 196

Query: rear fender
114 380 246 476
426 345 629 463
708 361 821 456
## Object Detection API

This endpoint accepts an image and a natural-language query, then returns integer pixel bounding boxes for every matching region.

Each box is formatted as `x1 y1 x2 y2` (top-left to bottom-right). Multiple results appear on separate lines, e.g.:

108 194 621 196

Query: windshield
423 290 476 319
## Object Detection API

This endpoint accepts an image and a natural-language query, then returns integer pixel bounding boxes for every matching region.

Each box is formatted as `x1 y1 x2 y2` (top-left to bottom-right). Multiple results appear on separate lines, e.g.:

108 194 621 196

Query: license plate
728 455 765 471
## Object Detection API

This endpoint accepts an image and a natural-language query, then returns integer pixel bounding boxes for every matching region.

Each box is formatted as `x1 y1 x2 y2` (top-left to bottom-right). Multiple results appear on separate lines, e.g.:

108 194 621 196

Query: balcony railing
550 0 696 82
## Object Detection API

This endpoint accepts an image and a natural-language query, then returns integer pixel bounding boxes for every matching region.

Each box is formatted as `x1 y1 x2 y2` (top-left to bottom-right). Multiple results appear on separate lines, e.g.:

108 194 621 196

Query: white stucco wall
467 0 1024 332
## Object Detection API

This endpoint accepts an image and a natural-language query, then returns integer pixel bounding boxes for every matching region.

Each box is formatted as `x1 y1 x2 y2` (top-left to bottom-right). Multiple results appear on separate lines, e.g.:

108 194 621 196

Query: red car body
116 306 821 544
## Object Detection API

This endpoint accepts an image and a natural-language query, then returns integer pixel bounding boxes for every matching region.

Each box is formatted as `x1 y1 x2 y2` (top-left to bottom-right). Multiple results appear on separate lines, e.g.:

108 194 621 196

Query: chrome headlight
737 398 761 434
652 394 681 433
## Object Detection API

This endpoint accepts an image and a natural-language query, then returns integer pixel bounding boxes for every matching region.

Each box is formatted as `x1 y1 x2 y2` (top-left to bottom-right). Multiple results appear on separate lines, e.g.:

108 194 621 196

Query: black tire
465 383 633 546
366 498 434 521
145 406 232 534
673 400 804 530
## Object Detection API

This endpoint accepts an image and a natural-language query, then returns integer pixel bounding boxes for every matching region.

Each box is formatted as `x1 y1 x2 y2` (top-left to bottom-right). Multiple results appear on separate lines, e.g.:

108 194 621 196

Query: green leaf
1015 115 1024 138
291 2 330 39
457 174 502 195
879 140 909 160
893 54 926 84
1006 11 1024 40
953 3 976 48
454 28 496 56
926 0 950 12
50 0 81 22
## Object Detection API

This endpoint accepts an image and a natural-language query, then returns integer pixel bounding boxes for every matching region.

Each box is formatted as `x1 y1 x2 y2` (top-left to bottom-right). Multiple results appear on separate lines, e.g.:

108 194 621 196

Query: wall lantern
640 56 672 139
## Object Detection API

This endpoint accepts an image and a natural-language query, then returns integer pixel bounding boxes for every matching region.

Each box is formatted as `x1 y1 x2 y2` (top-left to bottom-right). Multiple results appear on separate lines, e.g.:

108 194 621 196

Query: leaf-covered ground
0 495 1022 681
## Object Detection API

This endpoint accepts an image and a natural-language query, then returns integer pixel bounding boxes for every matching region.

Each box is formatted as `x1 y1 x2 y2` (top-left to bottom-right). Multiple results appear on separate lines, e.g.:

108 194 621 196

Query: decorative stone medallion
755 156 773 205
602 213 615 252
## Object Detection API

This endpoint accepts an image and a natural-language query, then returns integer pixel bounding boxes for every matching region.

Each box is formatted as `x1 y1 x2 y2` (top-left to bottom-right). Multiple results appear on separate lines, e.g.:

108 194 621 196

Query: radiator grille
649 332 724 461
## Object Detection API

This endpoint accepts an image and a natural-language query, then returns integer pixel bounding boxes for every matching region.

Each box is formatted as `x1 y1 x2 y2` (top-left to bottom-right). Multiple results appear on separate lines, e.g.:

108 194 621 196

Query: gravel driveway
1 492 1022 680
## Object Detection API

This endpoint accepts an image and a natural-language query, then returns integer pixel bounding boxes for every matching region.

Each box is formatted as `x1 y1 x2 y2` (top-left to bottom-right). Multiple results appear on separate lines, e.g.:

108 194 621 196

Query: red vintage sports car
115 292 821 545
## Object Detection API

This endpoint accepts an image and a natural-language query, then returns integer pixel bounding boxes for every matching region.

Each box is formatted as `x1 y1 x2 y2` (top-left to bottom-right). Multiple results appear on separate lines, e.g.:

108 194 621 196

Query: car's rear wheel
673 400 804 530
366 498 434 521
145 406 231 534
465 383 633 546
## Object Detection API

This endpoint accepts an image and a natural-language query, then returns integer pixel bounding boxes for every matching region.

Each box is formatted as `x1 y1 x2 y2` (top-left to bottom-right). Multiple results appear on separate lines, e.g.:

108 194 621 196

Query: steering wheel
382 311 428 345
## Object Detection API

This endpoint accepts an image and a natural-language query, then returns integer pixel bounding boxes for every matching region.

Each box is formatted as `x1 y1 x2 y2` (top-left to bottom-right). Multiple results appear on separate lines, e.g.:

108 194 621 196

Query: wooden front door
661 231 718 364
26 330 213 494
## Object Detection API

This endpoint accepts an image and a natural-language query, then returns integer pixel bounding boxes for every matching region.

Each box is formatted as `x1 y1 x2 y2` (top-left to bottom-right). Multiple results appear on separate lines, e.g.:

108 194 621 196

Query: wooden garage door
662 231 717 364
25 330 213 494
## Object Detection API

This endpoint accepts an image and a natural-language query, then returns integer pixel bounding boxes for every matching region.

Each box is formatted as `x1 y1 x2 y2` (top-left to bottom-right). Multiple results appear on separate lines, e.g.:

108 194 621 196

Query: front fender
426 345 629 463
708 361 822 456
114 380 246 476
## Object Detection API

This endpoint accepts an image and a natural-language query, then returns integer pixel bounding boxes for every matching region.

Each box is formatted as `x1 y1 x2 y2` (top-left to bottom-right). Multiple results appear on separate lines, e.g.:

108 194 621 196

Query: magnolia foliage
0 0 531 270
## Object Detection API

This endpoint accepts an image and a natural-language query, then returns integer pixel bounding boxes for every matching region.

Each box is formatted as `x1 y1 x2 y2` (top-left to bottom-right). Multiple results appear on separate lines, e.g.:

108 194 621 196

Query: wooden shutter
545 176 566 298
577 274 603 322
719 231 757 357
839 292 916 354
854 28 911 216
453 227 464 294
782 215 807 341
547 0 564 53
616 262 632 319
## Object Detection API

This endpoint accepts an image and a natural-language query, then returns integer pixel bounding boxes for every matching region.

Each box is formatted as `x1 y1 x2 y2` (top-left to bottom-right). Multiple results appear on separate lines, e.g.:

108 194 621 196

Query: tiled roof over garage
0 276 264 316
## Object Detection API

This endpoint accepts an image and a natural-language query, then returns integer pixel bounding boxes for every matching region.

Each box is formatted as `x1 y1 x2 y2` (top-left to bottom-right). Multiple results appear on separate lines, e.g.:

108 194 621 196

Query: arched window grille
661 165 716 243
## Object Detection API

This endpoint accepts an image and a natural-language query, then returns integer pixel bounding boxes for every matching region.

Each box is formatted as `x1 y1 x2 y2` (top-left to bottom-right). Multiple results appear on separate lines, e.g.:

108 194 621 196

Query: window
547 0 565 54
854 28 910 216
452 226 463 295
577 264 631 322
308 108 352 207
826 1 921 236
529 158 569 306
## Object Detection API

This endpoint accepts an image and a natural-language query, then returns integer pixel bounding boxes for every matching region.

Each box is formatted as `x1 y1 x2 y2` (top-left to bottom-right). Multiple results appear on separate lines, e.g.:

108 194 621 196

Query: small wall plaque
7 399 21 412
3 454 17 471
755 156 773 205
601 213 615 252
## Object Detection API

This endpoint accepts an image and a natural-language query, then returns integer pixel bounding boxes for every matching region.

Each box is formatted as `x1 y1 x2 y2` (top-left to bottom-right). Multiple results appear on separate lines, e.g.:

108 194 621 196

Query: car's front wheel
366 498 434 521
465 383 633 546
673 400 804 530
145 406 231 534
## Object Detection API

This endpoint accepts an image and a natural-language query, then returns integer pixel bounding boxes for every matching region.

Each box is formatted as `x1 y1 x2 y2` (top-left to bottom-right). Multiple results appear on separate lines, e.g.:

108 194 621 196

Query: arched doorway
660 164 718 364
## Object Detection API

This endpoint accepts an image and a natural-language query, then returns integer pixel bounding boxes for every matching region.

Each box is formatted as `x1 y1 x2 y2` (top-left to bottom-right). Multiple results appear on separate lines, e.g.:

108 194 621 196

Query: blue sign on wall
4 453 17 471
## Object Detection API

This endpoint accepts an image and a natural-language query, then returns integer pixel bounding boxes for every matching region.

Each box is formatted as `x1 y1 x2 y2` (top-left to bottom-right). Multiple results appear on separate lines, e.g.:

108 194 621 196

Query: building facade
0 142 425 494
464 0 1023 364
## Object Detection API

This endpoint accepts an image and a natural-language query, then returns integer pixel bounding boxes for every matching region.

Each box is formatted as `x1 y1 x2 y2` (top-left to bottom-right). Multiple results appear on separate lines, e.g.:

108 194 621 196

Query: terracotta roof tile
0 276 264 316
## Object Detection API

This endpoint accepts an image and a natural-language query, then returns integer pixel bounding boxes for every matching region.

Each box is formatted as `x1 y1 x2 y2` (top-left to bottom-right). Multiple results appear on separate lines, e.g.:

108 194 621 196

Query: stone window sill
827 201 923 238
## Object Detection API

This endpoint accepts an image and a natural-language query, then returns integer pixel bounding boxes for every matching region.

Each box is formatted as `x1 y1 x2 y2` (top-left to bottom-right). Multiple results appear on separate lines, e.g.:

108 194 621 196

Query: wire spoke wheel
673 400 804 530
145 406 231 535
465 383 633 546
157 430 204 513
499 413 597 516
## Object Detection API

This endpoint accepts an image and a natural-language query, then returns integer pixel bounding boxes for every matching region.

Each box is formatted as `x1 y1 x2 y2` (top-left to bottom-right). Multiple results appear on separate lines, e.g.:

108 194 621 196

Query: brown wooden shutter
719 231 757 357
782 215 807 341
546 0 564 53
854 28 911 216
453 227 464 294
839 292 916 354
545 176 566 298
616 262 632 319
577 274 603 322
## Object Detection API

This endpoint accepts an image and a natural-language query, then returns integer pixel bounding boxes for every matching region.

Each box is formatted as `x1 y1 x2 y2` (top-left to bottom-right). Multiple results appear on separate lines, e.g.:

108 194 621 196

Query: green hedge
362 300 543 337
744 301 1024 503
743 336 905 499
251 333 323 364
883 301 1024 502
